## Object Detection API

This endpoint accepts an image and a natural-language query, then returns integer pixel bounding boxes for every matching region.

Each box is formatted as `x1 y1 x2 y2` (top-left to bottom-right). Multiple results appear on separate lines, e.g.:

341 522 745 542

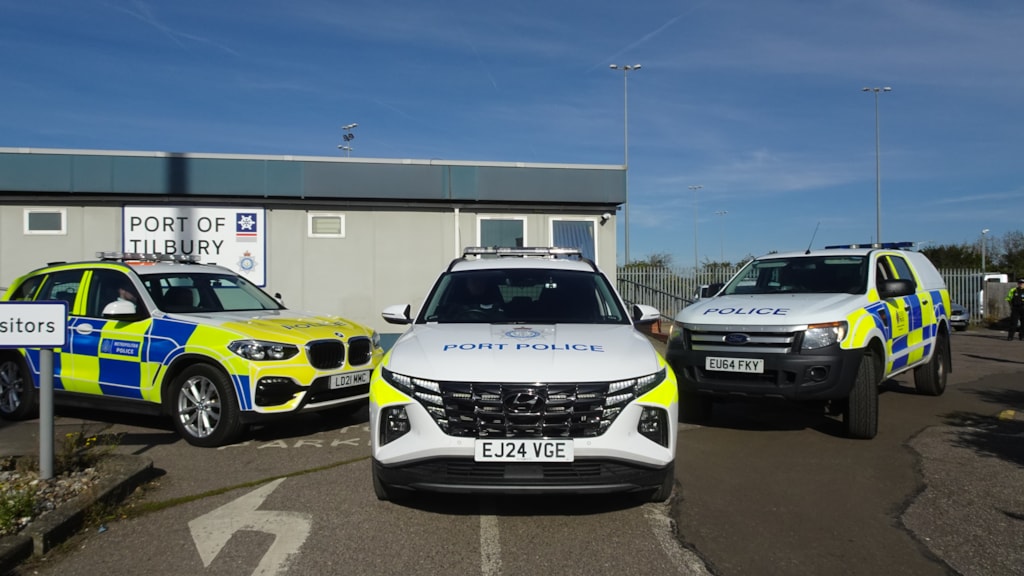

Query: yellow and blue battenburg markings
845 288 946 373
23 316 254 410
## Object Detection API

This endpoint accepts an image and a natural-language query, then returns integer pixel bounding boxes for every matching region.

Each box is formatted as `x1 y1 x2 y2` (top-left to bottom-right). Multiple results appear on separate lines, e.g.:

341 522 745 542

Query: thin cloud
107 0 240 56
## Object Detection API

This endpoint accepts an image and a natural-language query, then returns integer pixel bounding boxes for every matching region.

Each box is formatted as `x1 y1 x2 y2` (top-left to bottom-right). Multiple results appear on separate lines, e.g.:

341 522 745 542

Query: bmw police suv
370 247 678 502
666 242 952 439
0 252 383 447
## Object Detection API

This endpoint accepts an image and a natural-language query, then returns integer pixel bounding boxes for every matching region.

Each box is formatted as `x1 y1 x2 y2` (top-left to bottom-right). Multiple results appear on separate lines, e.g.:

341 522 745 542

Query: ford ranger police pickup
665 243 952 439
370 247 678 502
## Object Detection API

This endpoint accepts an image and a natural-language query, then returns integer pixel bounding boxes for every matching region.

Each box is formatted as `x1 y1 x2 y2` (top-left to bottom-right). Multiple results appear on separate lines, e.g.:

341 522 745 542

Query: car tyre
170 363 243 447
913 332 949 396
649 462 676 503
844 353 879 439
679 390 712 424
0 355 37 420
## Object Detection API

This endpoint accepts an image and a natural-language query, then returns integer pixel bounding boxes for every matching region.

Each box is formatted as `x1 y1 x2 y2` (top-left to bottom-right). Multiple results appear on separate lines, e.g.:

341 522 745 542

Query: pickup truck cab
665 242 952 439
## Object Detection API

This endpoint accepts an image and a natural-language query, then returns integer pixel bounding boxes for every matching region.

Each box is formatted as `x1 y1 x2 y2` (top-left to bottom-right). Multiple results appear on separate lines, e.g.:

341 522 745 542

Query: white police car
666 242 952 439
370 247 678 502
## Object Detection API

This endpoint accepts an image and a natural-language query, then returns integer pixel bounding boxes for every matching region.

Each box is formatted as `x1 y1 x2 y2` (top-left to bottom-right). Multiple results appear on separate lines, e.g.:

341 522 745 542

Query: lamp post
610 64 641 265
689 185 703 272
714 210 728 262
338 122 358 156
862 87 891 243
981 228 990 274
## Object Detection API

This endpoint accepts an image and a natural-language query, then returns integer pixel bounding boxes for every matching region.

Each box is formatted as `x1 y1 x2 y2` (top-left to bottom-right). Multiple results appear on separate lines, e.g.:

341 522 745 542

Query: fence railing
616 265 1006 325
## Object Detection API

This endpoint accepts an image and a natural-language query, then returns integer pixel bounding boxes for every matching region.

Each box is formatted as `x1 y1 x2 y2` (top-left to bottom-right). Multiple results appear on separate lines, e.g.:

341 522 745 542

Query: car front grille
444 382 608 438
307 340 345 369
347 337 373 366
685 325 799 354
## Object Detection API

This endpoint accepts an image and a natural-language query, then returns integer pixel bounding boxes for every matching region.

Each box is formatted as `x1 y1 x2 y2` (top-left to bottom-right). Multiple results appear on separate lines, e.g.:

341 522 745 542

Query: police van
0 252 383 446
370 247 678 502
665 242 952 439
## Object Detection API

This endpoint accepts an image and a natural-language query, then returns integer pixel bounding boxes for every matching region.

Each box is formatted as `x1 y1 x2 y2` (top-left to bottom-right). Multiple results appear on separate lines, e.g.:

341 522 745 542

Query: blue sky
3 0 1022 267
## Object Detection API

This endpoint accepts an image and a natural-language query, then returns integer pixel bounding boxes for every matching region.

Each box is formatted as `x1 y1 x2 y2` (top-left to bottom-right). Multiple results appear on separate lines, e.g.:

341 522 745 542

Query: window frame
477 216 527 248
307 212 346 238
23 208 68 235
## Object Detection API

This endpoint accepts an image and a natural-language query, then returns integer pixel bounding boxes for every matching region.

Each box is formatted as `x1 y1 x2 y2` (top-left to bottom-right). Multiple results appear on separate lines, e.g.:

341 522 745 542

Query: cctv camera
600 212 612 222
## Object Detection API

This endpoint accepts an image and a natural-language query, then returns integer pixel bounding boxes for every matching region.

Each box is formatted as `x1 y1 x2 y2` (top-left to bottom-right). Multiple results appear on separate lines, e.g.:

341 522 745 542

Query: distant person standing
1006 278 1024 340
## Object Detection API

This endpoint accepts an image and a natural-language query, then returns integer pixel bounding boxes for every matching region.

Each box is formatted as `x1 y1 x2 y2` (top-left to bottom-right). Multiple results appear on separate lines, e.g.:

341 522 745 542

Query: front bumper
666 344 863 401
373 457 672 496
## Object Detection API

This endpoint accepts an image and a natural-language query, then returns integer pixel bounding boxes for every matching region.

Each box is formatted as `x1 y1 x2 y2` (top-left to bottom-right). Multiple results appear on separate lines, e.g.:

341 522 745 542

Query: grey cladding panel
302 162 446 199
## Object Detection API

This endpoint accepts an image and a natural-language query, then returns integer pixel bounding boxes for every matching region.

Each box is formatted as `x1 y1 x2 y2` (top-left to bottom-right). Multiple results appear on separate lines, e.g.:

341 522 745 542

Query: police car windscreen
722 256 867 295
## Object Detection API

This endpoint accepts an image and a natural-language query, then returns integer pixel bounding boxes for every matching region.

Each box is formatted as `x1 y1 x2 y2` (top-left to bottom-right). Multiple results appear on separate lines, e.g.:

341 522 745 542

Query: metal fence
617 265 1008 326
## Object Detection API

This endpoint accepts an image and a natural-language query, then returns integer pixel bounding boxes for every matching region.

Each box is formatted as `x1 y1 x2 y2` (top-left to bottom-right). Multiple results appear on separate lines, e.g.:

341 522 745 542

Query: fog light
638 407 669 447
380 406 411 446
807 366 829 382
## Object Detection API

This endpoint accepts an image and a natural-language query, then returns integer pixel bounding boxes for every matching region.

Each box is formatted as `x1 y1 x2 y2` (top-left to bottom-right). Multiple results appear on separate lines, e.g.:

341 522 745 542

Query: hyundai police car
666 242 952 439
370 247 678 502
0 252 383 447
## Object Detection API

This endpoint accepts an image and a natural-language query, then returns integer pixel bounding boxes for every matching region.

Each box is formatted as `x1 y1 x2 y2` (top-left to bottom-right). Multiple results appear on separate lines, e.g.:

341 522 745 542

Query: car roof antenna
805 221 820 254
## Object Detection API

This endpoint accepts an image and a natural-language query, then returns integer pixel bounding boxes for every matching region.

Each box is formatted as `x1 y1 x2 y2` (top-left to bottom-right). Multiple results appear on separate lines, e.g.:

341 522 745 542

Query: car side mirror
102 299 144 321
382 304 413 325
878 279 915 299
632 303 661 325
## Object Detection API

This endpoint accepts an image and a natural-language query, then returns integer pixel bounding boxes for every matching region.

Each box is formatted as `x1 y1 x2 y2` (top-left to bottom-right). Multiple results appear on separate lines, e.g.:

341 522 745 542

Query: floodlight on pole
339 123 358 157
981 228 990 274
610 63 641 265
862 87 891 243
689 185 703 272
714 210 728 261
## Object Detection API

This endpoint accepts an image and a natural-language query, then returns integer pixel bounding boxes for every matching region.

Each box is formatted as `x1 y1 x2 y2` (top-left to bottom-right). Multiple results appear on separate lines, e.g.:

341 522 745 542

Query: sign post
0 301 68 479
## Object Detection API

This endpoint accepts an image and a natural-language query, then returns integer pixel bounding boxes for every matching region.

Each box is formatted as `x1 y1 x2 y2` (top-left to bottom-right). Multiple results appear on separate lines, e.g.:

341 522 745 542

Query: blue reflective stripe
70 318 106 357
23 349 66 390
148 318 198 364
98 358 142 399
232 375 253 410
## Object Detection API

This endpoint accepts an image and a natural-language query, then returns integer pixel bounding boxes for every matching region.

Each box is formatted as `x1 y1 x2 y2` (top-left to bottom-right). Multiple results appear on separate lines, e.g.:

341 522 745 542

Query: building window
24 209 67 235
307 213 345 238
479 217 526 248
552 219 597 262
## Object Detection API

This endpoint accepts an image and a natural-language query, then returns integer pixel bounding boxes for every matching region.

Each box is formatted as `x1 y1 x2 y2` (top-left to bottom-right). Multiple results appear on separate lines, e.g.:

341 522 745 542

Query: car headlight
667 321 688 349
802 322 847 350
606 368 667 407
227 340 300 361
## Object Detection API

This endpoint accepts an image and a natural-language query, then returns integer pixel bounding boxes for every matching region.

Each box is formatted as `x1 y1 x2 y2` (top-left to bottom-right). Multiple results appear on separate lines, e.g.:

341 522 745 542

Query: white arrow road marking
188 478 312 576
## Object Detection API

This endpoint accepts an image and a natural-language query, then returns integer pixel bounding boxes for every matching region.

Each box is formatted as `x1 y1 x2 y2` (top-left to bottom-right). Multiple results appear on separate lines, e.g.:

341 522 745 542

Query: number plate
706 357 764 373
328 370 371 389
474 439 574 462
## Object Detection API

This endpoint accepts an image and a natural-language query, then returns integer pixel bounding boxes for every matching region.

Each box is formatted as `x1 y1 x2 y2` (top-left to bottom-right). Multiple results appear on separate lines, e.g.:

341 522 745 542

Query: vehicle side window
86 269 145 318
888 256 915 286
8 275 44 301
37 270 84 311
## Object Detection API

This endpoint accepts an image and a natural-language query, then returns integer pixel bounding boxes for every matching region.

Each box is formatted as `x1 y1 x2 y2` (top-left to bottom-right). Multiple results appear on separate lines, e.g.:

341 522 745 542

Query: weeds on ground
0 425 122 537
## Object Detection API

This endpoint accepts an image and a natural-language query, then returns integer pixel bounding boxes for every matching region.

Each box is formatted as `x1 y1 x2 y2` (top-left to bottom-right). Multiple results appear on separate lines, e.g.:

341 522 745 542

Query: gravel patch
0 457 101 537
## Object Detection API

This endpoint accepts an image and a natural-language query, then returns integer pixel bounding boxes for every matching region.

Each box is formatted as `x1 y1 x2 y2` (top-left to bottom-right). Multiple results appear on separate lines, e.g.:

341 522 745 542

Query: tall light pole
338 122 358 157
862 87 891 243
689 185 703 272
981 228 990 274
610 64 641 265
714 210 728 262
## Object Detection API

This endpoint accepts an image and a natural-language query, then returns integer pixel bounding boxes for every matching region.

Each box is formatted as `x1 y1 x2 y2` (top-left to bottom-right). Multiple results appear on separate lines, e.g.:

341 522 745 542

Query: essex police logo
505 327 541 339
237 250 258 274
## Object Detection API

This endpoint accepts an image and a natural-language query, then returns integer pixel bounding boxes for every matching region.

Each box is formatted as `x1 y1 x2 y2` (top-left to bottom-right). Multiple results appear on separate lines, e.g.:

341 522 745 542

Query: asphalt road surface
5 329 1023 576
